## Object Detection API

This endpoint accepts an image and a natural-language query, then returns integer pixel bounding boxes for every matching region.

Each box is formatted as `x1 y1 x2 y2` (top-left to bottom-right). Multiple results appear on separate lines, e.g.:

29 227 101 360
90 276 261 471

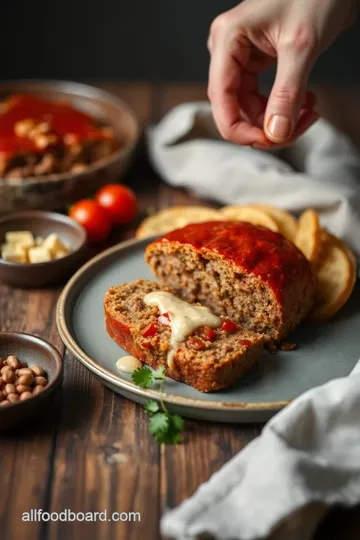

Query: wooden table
1 83 360 540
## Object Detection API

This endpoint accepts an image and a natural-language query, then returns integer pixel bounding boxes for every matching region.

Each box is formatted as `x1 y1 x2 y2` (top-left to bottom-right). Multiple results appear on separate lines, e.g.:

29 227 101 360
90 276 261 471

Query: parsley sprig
132 366 184 444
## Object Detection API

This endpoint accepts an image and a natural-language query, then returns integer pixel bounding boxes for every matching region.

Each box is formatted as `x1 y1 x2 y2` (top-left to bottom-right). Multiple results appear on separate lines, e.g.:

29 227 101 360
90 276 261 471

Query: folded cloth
161 362 360 540
147 102 360 257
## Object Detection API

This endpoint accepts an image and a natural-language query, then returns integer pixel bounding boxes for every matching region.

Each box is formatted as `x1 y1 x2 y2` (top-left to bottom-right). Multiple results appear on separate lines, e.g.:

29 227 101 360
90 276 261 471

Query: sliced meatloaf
104 279 265 393
145 221 316 341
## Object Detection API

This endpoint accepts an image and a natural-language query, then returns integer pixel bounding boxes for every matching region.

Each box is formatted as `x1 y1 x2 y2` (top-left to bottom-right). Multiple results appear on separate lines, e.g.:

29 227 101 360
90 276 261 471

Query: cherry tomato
69 199 112 242
95 184 137 226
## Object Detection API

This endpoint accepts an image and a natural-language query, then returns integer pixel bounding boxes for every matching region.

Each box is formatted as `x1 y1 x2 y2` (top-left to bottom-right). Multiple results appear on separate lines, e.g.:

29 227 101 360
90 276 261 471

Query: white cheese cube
1 245 28 263
28 246 52 264
54 249 69 260
42 234 68 257
5 231 34 248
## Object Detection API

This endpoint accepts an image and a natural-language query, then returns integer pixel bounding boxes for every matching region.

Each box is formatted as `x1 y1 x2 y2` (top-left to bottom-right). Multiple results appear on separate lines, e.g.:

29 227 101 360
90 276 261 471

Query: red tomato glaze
0 94 110 157
153 221 312 303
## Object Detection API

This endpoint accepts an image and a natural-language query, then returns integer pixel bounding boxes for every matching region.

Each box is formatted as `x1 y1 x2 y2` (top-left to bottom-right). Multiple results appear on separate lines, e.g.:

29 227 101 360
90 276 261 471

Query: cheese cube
42 234 68 257
1 245 28 263
5 231 34 248
54 249 69 260
28 246 52 264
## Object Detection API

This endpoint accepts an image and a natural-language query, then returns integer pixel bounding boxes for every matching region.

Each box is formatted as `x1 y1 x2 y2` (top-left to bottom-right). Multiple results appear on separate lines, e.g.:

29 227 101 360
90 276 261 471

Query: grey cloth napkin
161 363 360 540
146 103 360 539
147 101 360 256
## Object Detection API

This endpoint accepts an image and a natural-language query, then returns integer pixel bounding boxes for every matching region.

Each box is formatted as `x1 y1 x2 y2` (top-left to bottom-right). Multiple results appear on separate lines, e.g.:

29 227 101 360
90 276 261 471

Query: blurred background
2 0 360 84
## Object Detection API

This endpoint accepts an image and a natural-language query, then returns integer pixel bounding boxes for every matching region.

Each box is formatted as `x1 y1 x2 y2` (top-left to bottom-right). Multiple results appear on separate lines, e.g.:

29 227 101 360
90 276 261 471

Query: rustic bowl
0 332 63 431
0 210 87 287
0 80 140 213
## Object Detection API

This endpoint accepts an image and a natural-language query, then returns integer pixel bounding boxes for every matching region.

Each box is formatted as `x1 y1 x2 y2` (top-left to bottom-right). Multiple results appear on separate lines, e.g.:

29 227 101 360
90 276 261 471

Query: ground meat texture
145 221 316 342
104 279 265 393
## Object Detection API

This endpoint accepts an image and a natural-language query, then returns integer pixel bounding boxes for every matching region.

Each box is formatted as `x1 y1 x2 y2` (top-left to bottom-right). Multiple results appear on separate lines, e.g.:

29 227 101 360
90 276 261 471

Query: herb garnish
132 366 184 444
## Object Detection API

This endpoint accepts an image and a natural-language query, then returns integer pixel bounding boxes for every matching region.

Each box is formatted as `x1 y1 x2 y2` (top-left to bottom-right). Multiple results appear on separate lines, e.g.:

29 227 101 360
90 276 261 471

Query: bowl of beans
0 331 63 430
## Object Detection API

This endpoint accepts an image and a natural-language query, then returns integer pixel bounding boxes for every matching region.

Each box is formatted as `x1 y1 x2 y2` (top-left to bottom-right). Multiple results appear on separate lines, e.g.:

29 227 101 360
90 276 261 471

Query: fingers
208 42 269 146
253 108 319 149
208 13 270 146
264 28 317 143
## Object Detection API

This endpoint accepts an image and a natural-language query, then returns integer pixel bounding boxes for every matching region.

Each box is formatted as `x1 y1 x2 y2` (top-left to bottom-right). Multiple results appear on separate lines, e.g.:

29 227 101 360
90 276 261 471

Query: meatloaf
104 279 265 393
145 221 316 341
0 94 117 178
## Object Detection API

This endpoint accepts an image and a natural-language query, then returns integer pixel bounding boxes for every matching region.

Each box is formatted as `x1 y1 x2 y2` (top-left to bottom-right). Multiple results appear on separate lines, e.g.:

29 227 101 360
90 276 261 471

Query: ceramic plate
56 237 360 423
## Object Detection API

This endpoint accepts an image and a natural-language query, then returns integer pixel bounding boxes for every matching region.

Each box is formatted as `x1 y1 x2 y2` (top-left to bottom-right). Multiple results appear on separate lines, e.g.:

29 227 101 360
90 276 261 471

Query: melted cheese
144 291 221 369
116 356 142 373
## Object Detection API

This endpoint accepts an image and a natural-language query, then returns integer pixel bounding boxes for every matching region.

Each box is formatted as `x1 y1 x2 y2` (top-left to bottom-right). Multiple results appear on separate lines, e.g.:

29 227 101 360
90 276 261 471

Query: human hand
208 0 357 147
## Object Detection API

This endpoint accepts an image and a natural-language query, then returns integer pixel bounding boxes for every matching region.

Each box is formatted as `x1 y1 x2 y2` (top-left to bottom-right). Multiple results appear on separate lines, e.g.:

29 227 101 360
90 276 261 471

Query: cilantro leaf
169 414 184 433
149 412 170 439
131 366 154 388
162 430 183 444
144 400 160 415
154 365 166 380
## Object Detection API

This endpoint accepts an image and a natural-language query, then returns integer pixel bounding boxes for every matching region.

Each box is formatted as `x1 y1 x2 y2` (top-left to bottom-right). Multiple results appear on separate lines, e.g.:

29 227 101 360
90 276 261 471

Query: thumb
264 40 316 143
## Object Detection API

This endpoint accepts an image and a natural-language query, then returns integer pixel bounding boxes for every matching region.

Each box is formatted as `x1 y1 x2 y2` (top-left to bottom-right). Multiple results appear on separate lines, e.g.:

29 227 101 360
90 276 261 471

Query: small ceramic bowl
0 210 87 287
0 332 63 431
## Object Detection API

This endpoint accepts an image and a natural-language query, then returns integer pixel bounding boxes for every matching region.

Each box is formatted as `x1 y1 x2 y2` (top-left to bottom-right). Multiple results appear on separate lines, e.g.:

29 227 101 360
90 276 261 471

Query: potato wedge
295 209 321 262
220 205 279 232
136 206 223 239
310 231 356 322
251 204 298 241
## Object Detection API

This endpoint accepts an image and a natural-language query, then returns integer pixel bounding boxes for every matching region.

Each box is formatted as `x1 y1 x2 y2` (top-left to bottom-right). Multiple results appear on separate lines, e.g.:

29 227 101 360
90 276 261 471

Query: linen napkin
147 101 360 257
147 103 360 539
161 364 360 540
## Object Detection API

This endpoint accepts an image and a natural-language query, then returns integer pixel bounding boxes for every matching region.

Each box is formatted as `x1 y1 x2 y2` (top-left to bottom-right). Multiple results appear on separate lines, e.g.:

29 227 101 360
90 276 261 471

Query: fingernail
266 115 292 142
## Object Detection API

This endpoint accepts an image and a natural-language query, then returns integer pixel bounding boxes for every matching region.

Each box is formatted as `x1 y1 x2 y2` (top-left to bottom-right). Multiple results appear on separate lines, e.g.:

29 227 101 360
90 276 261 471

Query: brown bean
20 391 33 401
4 383 16 395
0 400 10 407
15 369 19 375
0 358 4 368
7 393 20 403
6 355 20 369
16 384 32 394
17 368 33 377
20 361 27 368
0 365 12 375
33 385 44 396
16 374 34 386
0 379 4 390
34 376 47 386
2 369 15 383
31 365 45 377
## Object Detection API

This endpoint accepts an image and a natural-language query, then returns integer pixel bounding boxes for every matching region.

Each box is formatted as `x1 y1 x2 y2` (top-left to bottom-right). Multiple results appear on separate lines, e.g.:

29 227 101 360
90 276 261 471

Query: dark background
2 0 360 84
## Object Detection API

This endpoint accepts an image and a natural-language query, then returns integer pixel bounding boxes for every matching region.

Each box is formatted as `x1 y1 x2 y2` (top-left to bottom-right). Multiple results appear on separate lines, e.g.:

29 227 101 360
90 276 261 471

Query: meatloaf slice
104 279 265 393
145 221 316 342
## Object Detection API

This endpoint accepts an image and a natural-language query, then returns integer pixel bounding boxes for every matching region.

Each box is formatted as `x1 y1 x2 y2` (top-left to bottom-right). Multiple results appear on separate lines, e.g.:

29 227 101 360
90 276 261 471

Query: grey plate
57 237 360 423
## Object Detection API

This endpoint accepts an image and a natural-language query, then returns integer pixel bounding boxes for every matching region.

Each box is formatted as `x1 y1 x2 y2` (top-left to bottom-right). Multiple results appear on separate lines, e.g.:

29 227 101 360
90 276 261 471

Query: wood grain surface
0 83 359 540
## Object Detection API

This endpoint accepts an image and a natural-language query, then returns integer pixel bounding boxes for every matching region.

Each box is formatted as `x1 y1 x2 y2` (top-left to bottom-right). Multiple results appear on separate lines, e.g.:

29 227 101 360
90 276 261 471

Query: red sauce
153 221 312 303
0 94 110 157
239 339 251 347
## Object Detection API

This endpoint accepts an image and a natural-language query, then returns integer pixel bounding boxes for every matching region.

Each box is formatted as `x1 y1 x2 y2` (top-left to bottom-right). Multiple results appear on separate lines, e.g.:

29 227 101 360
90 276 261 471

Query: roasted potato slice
220 205 279 232
251 204 298 241
295 209 321 262
136 206 223 239
310 231 356 322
